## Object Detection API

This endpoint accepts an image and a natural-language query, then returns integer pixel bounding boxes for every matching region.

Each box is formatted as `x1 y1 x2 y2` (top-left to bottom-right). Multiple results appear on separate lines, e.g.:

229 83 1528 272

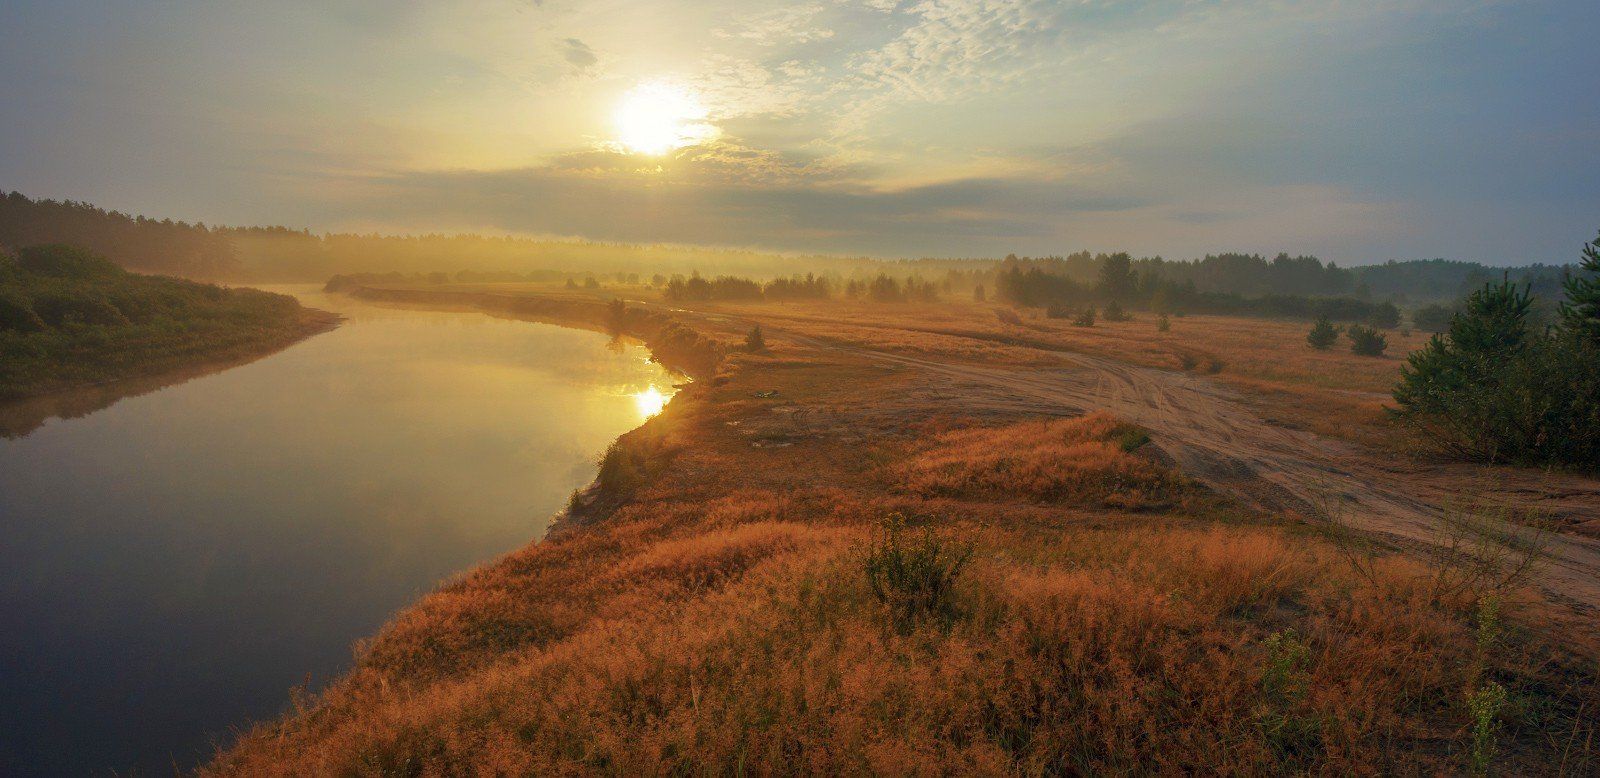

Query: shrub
1467 681 1507 776
1346 324 1387 356
1072 307 1096 327
0 290 45 332
972 284 986 302
31 290 130 327
995 308 1023 326
1367 301 1401 329
743 325 766 353
1044 302 1070 319
1102 300 1129 321
1157 313 1170 332
1306 316 1339 349
1413 302 1457 332
862 514 971 630
1257 629 1321 762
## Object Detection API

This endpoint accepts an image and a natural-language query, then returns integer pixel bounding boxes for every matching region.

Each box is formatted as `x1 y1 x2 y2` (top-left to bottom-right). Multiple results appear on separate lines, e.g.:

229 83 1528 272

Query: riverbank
0 247 341 406
209 284 1600 775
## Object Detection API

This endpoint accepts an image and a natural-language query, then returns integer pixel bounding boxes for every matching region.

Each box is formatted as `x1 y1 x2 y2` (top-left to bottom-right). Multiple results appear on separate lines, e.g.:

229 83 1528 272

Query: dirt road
755 319 1600 614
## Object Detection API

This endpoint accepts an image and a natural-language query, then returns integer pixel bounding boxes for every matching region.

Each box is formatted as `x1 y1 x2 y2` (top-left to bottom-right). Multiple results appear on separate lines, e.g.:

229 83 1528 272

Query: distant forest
0 190 1578 309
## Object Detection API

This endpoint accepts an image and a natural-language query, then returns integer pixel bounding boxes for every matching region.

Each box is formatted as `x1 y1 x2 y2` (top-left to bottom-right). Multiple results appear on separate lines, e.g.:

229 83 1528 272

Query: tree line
992 256 1403 325
0 191 237 277
2 190 1581 313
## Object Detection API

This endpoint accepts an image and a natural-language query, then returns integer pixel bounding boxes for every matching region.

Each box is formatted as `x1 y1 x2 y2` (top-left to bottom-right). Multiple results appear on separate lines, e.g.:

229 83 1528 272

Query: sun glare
633 386 668 418
613 81 716 155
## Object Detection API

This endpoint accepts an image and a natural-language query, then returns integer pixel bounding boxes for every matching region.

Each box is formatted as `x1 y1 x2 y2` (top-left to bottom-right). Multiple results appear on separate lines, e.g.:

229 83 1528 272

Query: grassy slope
0 247 336 401
209 286 1598 775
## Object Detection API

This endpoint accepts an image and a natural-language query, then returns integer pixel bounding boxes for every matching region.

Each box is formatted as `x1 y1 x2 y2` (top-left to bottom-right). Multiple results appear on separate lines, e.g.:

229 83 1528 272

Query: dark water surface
0 287 675 773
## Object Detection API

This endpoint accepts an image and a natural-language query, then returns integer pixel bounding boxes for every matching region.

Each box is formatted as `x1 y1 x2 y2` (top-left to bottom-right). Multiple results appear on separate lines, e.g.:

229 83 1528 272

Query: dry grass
209 510 1596 776
894 412 1182 509
713 297 1432 446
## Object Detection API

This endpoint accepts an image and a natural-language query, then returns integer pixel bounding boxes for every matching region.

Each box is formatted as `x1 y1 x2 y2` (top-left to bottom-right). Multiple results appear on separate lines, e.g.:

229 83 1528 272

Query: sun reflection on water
633 386 669 419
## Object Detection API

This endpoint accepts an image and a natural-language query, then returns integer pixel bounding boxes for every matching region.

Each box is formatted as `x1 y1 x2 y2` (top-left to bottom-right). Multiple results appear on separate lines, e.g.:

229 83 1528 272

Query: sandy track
764 324 1600 613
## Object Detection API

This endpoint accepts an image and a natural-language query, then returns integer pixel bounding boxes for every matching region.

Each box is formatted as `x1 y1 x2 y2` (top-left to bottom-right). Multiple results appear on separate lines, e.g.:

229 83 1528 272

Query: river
0 287 677 773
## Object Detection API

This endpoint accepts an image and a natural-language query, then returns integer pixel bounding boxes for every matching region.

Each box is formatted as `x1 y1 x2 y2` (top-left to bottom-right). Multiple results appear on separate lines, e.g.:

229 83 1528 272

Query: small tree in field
1102 300 1129 321
744 324 767 353
1392 235 1600 468
1347 325 1387 356
1393 280 1531 459
1157 313 1171 332
973 284 986 303
1307 316 1339 350
1072 307 1096 327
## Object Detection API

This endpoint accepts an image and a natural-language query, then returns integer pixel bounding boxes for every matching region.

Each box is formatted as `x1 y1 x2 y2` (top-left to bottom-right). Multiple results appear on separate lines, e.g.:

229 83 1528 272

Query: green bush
863 514 972 631
1346 324 1387 356
1306 316 1339 349
31 290 130 327
1072 307 1096 327
1413 302 1458 332
1367 301 1401 329
1257 629 1322 762
0 290 45 332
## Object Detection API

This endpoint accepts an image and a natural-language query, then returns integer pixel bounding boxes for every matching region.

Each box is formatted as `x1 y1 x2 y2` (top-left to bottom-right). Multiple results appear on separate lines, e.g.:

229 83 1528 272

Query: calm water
0 287 676 773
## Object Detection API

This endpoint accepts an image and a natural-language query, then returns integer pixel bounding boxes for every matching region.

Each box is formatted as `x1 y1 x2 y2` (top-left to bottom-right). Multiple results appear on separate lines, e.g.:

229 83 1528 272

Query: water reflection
0 287 677 773
633 385 669 418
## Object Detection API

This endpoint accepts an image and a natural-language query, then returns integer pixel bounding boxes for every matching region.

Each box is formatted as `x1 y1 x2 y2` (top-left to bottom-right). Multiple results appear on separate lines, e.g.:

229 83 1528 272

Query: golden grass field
208 285 1599 775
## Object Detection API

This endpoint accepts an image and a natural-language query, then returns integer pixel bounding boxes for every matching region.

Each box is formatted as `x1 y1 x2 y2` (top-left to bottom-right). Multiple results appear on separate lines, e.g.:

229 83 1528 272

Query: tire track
776 326 1600 613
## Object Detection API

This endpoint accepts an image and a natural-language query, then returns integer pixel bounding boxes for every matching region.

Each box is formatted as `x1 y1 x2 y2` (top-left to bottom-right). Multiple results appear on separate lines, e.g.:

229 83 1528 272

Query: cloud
560 38 597 73
712 4 836 46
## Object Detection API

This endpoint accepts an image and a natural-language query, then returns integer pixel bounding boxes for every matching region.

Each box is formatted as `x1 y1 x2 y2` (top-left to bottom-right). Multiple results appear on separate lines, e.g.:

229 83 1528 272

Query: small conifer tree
1559 231 1600 344
1347 324 1388 356
1306 316 1339 350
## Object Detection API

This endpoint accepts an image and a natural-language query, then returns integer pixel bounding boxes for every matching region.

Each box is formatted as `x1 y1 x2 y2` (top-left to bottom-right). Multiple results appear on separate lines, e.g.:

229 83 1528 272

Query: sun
613 81 716 155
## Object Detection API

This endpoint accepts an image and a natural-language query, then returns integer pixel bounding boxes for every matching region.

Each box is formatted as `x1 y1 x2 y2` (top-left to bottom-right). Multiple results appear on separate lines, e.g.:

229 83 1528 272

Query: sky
2 0 1597 265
